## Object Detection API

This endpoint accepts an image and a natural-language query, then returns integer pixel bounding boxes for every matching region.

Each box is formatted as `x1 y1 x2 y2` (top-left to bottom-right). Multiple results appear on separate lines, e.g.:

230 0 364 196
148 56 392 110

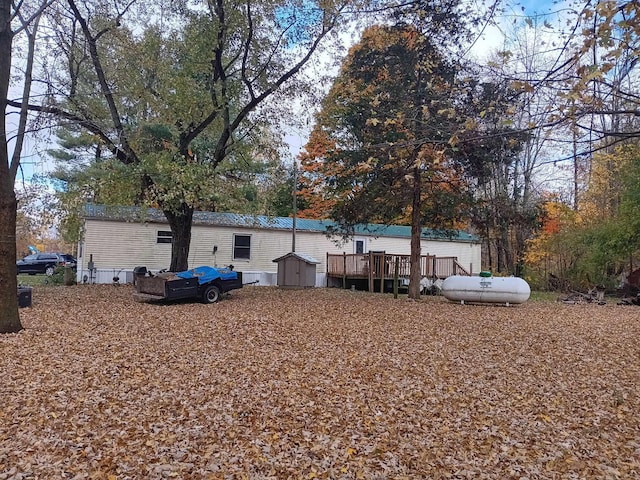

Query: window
157 230 173 244
233 234 251 260
354 238 367 254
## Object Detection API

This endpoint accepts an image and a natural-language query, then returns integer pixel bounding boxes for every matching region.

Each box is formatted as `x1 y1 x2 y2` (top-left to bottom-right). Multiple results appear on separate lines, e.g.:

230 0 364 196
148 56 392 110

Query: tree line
3 0 640 332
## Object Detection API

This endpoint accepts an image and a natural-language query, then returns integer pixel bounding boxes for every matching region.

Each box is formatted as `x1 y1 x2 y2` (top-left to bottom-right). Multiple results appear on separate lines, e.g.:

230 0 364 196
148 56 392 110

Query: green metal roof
83 204 479 242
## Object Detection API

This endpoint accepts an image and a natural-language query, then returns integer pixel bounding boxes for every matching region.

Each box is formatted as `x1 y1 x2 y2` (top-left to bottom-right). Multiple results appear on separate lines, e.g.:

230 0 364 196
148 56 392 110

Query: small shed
272 252 320 288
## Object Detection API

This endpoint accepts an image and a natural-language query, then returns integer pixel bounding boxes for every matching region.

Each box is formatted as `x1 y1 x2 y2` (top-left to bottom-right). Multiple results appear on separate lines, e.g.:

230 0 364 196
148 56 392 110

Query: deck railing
326 252 470 280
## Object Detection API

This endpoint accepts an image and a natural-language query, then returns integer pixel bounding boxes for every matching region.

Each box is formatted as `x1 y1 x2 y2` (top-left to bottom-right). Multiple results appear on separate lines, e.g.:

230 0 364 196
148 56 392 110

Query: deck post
393 257 399 299
342 252 346 289
380 253 385 293
326 252 329 287
368 251 374 292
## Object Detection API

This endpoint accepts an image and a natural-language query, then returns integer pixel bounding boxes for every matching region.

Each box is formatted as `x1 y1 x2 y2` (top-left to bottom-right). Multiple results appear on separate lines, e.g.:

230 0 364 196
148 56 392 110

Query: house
77 204 481 286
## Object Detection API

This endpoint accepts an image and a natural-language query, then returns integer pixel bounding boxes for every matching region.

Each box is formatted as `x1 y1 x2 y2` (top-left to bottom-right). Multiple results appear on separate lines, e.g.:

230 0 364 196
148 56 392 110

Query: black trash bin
17 286 32 308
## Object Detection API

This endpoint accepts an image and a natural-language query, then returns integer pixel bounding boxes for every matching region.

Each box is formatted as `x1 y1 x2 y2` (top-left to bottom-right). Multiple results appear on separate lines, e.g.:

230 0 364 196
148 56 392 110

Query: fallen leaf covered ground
1 285 639 479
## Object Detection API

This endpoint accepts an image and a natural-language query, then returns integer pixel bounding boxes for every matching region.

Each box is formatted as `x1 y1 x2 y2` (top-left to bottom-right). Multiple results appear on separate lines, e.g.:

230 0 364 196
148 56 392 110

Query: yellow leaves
576 64 603 83
436 107 455 118
595 0 618 17
463 117 477 130
511 80 535 93
537 413 552 422
524 198 581 267
579 144 639 222
366 117 397 127
600 61 615 74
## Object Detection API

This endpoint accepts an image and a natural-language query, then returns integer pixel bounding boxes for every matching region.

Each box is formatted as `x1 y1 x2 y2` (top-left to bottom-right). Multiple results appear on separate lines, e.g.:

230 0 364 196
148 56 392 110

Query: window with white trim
354 237 367 254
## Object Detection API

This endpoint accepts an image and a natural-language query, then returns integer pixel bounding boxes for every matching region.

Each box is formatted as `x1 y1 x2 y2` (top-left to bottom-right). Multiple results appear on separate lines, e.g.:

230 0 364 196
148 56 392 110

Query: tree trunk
0 1 22 333
163 204 194 272
408 166 422 300
0 188 21 333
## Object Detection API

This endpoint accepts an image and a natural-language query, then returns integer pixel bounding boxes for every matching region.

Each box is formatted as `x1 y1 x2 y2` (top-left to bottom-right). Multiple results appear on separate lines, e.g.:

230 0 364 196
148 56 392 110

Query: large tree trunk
163 204 194 272
408 166 422 300
0 1 22 333
0 187 21 333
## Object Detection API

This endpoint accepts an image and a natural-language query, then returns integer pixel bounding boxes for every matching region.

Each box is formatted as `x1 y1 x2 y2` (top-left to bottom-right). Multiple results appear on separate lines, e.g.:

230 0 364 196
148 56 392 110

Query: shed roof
272 252 321 264
83 204 478 243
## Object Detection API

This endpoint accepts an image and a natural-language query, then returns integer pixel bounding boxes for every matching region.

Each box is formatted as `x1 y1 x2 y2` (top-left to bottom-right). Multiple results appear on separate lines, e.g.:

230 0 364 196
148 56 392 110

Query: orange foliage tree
297 24 472 298
523 198 581 290
297 127 339 219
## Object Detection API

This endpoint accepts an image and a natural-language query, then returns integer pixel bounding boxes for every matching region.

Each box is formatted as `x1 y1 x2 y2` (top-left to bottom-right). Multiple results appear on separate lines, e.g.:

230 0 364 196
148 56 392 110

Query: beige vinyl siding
82 218 481 275
81 220 173 271
188 225 335 271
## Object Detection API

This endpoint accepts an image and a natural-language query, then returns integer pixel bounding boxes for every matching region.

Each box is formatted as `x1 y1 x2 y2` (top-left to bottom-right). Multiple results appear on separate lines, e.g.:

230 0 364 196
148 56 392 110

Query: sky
469 0 564 59
7 78 58 188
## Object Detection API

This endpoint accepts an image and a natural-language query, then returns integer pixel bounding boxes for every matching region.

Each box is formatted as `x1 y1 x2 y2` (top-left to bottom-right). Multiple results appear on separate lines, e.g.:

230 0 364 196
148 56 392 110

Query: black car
16 253 77 276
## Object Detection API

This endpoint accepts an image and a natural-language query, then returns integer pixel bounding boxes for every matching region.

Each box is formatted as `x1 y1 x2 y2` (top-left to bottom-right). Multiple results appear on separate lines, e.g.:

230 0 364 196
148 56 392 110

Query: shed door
284 258 300 286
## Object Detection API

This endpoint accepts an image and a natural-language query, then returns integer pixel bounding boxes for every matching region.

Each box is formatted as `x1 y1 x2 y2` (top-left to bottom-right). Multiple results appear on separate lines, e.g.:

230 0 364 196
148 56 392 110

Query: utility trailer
134 265 242 303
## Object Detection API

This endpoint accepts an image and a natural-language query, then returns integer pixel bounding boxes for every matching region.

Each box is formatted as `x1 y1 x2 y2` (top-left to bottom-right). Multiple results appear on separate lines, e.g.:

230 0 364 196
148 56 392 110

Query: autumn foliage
297 25 468 227
524 144 640 290
523 198 580 289
297 127 340 219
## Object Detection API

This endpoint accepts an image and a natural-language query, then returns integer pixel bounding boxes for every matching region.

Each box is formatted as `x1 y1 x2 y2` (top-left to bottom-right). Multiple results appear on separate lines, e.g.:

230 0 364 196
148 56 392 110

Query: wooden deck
326 252 470 292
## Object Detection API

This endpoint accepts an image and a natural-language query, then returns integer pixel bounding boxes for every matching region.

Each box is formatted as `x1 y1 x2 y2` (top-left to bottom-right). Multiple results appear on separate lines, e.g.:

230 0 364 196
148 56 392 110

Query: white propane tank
441 273 531 305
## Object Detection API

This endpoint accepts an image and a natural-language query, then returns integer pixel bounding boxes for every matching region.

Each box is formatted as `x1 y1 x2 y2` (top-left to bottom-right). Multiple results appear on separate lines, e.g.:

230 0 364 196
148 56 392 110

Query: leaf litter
1 285 639 479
